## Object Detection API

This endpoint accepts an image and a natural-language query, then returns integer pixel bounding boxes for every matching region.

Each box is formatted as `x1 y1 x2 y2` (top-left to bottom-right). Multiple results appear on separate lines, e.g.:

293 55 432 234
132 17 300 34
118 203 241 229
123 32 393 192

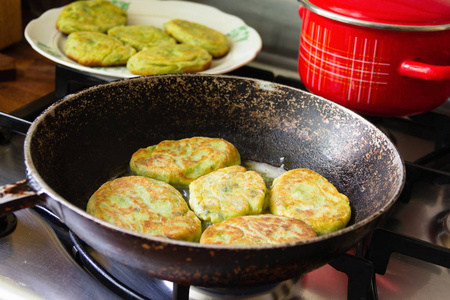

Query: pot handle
298 5 307 19
399 61 450 81
0 180 43 217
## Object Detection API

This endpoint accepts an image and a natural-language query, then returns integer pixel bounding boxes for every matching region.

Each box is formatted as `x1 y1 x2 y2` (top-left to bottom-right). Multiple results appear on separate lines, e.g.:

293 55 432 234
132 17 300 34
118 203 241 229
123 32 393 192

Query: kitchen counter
0 39 56 114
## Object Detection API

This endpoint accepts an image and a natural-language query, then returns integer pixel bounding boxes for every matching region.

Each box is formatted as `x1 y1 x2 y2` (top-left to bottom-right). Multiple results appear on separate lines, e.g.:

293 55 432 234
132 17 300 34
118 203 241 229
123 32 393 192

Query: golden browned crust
56 0 127 34
86 176 202 242
269 168 351 236
200 214 317 245
126 44 212 75
108 25 177 51
189 166 267 224
65 31 136 66
163 19 230 58
129 137 241 186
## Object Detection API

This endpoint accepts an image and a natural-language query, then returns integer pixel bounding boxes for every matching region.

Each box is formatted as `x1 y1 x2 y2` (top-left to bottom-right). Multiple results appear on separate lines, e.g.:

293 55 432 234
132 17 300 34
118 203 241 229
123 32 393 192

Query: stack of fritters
56 1 230 73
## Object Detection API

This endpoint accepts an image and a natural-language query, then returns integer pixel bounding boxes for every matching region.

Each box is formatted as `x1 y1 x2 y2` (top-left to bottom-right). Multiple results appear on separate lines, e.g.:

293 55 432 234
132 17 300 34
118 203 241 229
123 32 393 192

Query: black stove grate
34 203 379 300
367 228 450 275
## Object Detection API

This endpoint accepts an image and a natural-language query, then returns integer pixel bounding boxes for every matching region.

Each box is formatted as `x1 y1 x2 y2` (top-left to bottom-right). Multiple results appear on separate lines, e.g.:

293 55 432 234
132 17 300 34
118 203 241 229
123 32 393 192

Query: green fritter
163 19 230 58
189 166 267 224
108 25 176 51
86 176 202 242
56 0 127 34
269 168 351 236
126 44 212 75
200 214 317 245
130 137 241 186
65 31 136 66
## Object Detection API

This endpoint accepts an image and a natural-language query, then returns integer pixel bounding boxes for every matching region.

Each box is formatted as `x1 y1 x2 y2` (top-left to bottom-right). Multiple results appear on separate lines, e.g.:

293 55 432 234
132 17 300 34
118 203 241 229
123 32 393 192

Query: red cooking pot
297 0 450 116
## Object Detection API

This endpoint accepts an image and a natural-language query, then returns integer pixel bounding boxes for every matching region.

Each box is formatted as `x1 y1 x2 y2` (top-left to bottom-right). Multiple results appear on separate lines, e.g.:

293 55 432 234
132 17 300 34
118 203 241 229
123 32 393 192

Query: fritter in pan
126 44 212 75
269 168 351 236
108 25 177 51
130 137 241 186
56 0 127 34
163 19 230 58
65 31 136 66
86 176 202 242
189 166 267 224
200 214 317 245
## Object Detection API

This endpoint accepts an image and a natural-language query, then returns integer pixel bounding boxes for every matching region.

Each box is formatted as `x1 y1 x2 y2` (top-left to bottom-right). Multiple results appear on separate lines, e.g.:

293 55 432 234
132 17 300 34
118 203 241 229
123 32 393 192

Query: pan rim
23 73 406 250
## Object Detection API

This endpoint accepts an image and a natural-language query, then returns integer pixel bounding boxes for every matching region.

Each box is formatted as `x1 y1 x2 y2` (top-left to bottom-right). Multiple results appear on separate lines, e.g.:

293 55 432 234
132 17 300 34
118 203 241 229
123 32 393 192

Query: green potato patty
126 44 212 75
189 166 267 224
269 168 351 236
108 25 177 51
130 137 241 186
86 176 202 242
163 19 230 58
65 31 136 66
200 214 317 245
56 0 128 34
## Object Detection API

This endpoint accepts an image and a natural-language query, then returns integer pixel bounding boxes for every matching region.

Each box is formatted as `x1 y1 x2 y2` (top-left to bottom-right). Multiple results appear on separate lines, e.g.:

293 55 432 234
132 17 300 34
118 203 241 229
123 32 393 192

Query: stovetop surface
1 64 450 299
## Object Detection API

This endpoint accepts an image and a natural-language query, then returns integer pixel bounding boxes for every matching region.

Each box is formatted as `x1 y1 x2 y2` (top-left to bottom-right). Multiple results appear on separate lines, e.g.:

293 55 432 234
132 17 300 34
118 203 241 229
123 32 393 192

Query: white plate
24 0 262 79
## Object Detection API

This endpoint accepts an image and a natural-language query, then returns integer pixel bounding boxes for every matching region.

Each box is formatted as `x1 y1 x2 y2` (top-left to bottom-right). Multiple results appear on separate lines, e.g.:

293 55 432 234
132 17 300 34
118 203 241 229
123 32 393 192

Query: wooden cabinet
0 0 22 50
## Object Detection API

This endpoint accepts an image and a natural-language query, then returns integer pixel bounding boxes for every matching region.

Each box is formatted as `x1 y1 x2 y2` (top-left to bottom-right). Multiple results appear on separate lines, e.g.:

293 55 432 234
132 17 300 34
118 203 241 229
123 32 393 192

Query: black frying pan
0 74 405 287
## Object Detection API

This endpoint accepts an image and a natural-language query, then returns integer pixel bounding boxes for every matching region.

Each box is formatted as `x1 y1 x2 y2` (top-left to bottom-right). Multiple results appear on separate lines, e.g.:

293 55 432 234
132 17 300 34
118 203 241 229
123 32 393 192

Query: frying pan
0 74 405 287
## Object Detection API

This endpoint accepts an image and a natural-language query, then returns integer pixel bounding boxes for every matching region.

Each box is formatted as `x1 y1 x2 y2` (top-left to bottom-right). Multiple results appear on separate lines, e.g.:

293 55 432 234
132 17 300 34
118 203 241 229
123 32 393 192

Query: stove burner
437 213 450 248
0 213 17 238
192 280 285 298
433 210 450 249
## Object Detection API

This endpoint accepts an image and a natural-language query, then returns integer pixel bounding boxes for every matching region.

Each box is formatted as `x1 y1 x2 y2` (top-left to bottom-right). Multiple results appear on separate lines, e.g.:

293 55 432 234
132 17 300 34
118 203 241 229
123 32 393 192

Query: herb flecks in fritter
56 0 127 34
65 31 136 66
127 44 212 75
130 137 241 186
164 19 230 58
189 166 267 224
200 214 317 245
108 25 177 51
269 168 351 236
87 176 202 242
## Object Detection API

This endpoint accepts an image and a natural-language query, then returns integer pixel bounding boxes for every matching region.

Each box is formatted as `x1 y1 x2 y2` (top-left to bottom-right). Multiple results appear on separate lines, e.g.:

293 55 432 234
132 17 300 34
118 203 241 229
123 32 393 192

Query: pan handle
0 111 32 135
0 180 43 217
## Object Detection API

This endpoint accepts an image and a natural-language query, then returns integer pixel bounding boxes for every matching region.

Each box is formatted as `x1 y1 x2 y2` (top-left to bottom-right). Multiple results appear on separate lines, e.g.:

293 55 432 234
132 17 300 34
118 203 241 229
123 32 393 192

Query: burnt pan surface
24 74 404 286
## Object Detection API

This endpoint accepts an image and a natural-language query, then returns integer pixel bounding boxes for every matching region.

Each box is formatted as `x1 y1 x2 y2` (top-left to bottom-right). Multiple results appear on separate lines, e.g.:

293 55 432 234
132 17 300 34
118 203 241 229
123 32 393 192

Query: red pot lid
303 0 450 27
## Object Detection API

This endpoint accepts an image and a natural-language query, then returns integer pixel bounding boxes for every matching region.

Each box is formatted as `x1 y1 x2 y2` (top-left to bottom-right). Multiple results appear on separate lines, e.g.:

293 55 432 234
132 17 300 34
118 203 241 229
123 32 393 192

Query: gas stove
1 62 450 299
